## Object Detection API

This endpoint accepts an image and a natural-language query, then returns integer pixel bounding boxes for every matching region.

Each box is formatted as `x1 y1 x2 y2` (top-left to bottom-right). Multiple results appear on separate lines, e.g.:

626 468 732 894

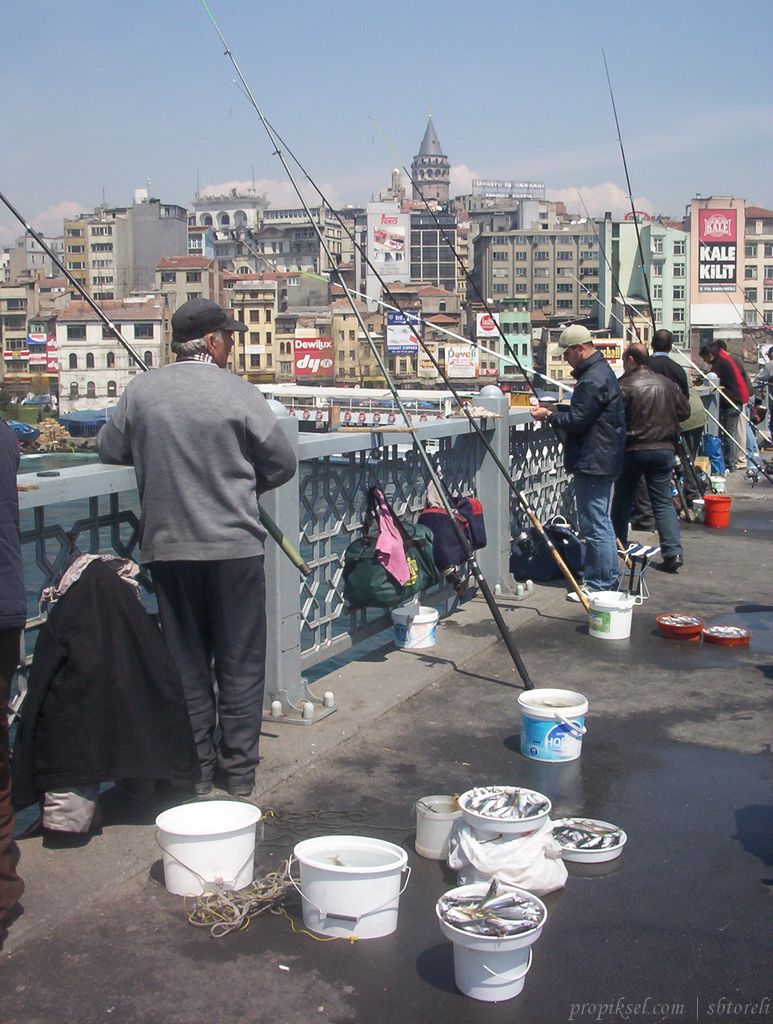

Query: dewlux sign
294 335 334 378
698 209 737 292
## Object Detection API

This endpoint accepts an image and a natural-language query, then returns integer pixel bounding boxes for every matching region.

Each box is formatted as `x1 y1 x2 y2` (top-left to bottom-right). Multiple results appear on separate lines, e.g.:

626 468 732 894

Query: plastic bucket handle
474 948 533 982
286 855 411 925
155 829 258 892
553 710 586 738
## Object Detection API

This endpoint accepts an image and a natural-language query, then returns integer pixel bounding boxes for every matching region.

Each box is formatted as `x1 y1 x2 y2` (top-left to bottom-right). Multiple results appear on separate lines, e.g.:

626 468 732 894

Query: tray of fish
436 879 547 951
551 817 626 863
458 785 552 834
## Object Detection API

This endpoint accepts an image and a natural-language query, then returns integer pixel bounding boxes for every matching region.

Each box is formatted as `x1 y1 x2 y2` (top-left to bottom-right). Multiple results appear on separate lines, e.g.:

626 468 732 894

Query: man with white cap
530 324 625 600
98 298 297 797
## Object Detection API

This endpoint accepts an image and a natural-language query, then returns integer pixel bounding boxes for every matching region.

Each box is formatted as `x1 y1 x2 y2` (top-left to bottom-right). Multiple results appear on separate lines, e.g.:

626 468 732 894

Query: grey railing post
260 410 307 715
704 373 720 436
472 386 514 594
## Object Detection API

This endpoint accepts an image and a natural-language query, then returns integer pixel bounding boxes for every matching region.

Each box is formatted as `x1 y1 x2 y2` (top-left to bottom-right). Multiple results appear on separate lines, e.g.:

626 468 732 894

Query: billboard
476 312 500 339
45 336 58 372
366 209 410 278
294 334 334 379
697 209 737 292
386 310 420 355
446 344 479 379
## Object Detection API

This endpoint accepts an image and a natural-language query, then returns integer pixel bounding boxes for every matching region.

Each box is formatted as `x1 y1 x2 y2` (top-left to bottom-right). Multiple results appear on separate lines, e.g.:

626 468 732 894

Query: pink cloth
373 490 410 586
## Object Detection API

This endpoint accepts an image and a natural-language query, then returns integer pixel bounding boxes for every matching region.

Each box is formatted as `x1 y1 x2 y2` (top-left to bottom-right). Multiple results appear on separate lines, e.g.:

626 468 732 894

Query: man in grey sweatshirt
98 298 297 797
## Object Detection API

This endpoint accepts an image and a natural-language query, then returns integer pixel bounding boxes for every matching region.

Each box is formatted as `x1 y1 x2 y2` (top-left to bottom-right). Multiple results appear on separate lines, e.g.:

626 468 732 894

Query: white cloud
200 177 340 209
0 199 84 246
449 163 481 197
548 182 655 219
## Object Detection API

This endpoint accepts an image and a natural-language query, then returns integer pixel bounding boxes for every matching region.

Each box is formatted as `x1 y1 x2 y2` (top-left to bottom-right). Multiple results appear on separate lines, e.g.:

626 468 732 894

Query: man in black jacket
0 420 25 937
531 324 625 598
649 329 689 398
611 345 691 573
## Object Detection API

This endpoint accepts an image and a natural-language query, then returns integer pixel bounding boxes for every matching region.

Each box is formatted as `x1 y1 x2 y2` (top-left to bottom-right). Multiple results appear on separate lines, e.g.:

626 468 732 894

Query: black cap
171 298 247 344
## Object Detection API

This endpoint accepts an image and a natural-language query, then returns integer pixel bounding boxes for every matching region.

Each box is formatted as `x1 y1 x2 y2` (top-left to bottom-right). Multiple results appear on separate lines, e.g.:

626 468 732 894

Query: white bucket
692 498 705 523
437 883 547 1002
588 591 636 640
391 604 439 649
518 688 588 762
415 795 461 859
710 475 726 494
290 835 410 939
155 800 261 897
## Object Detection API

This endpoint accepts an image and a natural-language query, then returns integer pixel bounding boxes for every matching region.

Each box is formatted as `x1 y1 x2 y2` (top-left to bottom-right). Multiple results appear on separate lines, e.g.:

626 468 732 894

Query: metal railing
14 389 574 719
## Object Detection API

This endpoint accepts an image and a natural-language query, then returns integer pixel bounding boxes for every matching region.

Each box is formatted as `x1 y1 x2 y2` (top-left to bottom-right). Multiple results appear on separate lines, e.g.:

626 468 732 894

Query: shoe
566 586 589 603
225 779 254 798
193 781 214 797
630 518 655 531
655 554 684 574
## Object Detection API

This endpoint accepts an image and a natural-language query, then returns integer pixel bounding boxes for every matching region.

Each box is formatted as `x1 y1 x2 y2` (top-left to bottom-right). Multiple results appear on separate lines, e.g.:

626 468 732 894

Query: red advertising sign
294 336 334 378
46 336 59 372
697 208 737 292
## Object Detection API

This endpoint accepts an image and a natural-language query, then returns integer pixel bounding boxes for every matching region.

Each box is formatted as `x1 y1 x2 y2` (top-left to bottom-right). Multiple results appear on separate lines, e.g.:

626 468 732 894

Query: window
69 382 79 399
492 251 509 261
673 286 685 300
673 307 685 322
266 331 272 344
534 251 550 261
67 325 86 340
67 245 85 254
68 353 78 369
144 351 153 367
651 238 664 254
765 244 773 258
492 284 508 293
533 267 549 278
91 243 113 252
87 381 96 398
673 240 686 255
267 354 272 367
249 310 260 323
515 251 527 262
672 330 684 345
515 284 528 293
106 351 115 369
533 283 549 293
91 225 112 236
516 267 527 277
107 380 117 397
764 265 773 280
765 311 773 325
651 264 662 277
746 310 758 325
745 243 758 258
133 323 152 340
348 330 355 341
745 288 758 301
86 352 95 369
764 288 773 303
186 271 201 283
160 272 176 284
745 266 758 280
556 283 573 293
250 331 260 344
556 251 572 261
250 354 261 368
653 285 663 300
674 263 685 277
66 228 83 237
556 299 574 309
265 308 272 322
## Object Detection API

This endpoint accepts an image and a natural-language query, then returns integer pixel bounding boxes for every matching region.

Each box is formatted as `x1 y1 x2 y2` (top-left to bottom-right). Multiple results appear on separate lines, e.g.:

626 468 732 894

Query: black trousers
151 557 267 787
0 630 23 928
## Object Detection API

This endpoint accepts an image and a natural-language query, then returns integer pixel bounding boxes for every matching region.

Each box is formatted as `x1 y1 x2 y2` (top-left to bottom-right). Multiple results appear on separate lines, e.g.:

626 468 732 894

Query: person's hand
530 406 551 422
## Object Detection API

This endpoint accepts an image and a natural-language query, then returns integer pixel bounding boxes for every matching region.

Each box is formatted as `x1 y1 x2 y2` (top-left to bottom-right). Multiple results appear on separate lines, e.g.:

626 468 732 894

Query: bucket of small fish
458 786 551 835
436 879 547 1002
551 818 627 863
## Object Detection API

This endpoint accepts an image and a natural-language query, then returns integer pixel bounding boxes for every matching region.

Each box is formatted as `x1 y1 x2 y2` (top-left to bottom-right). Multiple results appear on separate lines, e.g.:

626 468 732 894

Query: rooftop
3 473 771 1023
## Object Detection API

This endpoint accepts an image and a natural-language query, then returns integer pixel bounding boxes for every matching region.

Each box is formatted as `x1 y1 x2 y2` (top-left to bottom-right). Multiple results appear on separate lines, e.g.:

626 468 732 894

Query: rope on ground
184 865 291 938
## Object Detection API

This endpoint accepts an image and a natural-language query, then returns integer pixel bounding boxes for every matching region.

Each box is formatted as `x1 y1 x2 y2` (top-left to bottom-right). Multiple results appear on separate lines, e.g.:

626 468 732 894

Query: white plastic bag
447 817 567 895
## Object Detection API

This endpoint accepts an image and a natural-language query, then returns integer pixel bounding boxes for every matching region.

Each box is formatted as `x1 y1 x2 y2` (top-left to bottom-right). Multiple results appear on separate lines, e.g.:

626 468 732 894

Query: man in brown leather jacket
611 344 691 573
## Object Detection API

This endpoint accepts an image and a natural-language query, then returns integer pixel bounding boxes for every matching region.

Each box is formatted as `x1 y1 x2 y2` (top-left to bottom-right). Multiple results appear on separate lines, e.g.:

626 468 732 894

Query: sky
2 0 773 246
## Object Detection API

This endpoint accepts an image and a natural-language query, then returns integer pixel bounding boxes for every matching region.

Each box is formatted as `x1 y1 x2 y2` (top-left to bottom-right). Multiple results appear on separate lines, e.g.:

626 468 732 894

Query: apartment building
56 295 167 410
155 256 221 317
472 219 600 321
331 300 384 385
229 278 278 382
741 206 773 331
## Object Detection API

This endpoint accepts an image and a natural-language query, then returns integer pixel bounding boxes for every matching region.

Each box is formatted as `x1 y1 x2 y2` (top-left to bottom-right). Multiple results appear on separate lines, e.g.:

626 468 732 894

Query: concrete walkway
2 474 772 1024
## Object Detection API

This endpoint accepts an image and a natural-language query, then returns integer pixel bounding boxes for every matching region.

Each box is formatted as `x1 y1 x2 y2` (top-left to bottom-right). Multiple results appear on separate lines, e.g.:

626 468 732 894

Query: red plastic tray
656 614 705 640
701 625 752 647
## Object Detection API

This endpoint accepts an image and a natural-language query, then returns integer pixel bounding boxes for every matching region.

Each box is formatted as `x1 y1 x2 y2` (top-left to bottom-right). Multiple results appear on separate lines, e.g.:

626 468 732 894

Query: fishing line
199 0 540 683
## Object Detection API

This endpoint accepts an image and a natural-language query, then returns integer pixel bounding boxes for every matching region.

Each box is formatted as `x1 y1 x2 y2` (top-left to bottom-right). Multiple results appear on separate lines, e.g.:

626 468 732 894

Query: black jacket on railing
12 560 199 808
549 350 626 478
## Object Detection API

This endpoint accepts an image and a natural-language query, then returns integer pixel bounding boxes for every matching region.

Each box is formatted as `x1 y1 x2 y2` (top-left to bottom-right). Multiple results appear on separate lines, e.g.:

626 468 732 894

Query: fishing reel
443 565 469 598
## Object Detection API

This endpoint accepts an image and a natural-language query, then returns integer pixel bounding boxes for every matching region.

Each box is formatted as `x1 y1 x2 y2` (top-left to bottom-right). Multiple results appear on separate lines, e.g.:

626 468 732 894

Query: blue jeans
573 473 619 592
611 450 683 559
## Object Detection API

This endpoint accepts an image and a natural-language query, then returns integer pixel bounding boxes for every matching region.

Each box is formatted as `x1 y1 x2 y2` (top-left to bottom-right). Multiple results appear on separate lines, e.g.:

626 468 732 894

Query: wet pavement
2 477 772 1024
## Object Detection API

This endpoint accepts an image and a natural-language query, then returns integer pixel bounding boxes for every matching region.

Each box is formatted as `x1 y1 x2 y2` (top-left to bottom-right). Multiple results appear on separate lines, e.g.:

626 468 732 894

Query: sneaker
193 781 214 797
566 586 589 603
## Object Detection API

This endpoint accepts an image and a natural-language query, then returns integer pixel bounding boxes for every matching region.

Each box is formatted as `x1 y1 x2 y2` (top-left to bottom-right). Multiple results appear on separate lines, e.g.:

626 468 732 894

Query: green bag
342 489 438 609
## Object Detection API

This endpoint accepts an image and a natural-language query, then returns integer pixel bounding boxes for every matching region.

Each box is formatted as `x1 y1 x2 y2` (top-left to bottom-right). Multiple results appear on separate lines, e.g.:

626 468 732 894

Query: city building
686 196 745 354
8 233 64 283
155 256 221 317
56 294 167 410
229 277 278 382
411 116 450 204
741 206 773 338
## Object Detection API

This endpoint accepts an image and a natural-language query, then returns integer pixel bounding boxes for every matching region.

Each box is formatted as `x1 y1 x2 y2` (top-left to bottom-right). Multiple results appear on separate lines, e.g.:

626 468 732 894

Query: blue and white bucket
517 688 588 763
391 604 439 649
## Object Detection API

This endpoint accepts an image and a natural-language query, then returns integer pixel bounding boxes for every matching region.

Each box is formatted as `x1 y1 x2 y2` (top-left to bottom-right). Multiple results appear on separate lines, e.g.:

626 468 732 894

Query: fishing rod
601 49 656 332
0 188 312 576
250 132 592 610
200 1 539 683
